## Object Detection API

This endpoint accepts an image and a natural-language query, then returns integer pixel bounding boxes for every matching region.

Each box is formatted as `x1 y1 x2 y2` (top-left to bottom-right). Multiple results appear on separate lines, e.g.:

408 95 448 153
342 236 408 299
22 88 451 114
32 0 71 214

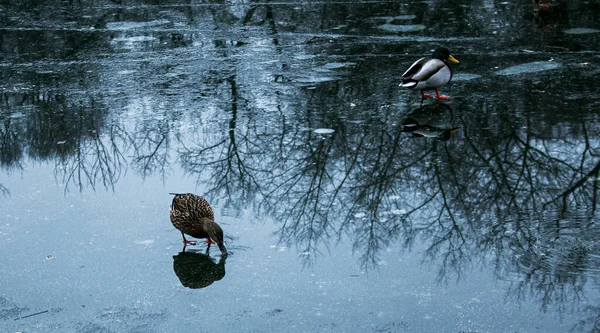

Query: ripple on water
495 61 561 75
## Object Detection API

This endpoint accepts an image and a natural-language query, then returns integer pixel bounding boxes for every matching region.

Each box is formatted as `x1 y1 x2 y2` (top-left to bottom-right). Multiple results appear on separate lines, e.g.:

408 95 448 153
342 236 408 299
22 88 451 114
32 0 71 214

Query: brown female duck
169 193 228 255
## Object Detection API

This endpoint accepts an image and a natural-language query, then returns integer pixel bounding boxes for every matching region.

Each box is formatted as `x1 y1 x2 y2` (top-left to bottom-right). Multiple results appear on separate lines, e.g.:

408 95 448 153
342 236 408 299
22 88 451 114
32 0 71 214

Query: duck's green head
433 48 459 64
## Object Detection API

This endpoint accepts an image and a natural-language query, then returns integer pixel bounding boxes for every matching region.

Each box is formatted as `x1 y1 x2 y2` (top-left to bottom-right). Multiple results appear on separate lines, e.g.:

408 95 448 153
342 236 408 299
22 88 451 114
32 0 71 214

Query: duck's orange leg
434 89 451 99
420 90 433 99
181 232 197 246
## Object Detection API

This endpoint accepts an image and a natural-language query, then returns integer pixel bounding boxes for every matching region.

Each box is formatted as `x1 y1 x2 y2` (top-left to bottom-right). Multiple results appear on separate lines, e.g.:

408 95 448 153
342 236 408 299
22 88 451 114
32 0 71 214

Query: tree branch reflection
129 109 173 182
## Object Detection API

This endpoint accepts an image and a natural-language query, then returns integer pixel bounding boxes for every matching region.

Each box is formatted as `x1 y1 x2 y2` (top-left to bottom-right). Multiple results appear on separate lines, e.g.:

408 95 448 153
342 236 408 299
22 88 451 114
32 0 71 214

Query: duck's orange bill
448 55 459 64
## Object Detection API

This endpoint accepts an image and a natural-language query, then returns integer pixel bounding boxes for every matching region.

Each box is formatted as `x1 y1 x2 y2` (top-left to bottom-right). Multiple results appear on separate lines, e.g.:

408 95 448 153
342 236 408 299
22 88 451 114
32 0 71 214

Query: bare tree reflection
33 95 127 193
177 68 600 324
0 115 25 173
572 304 600 332
0 90 129 193
179 75 269 213
55 122 129 193
0 184 8 197
129 108 174 182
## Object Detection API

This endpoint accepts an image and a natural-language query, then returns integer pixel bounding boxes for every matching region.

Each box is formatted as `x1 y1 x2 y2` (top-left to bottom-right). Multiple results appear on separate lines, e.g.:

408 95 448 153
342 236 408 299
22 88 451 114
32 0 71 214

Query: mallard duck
400 48 459 99
169 193 228 255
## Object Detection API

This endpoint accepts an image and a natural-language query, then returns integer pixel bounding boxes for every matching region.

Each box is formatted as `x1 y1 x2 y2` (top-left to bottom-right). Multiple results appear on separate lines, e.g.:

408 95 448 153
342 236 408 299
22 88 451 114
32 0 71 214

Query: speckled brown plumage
169 193 228 255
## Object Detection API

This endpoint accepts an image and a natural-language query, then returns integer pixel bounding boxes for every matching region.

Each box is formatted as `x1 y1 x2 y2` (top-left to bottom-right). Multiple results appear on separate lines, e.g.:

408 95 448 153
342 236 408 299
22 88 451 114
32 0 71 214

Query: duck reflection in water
173 250 227 289
530 0 565 29
402 102 459 141
533 0 551 13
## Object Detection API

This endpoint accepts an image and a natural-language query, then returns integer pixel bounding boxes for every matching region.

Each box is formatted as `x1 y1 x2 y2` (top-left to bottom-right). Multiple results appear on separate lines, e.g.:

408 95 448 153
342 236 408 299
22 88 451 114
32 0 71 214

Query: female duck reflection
173 250 227 289
402 102 460 141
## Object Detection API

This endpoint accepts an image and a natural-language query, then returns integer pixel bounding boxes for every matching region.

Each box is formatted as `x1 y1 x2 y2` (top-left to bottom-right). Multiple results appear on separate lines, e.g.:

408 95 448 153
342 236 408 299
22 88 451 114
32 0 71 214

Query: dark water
1 0 600 332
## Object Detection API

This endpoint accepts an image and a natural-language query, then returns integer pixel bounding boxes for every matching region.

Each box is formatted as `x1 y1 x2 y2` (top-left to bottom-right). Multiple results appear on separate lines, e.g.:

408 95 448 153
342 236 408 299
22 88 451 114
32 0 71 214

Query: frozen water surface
1 1 600 333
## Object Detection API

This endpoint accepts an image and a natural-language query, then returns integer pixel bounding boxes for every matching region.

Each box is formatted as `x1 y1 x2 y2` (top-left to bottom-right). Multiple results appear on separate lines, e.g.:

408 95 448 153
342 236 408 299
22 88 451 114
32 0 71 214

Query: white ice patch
378 24 426 33
322 62 355 70
563 28 600 35
134 239 154 245
106 20 170 30
113 36 157 43
314 128 335 134
117 70 137 75
495 61 561 75
393 15 417 20
296 75 336 84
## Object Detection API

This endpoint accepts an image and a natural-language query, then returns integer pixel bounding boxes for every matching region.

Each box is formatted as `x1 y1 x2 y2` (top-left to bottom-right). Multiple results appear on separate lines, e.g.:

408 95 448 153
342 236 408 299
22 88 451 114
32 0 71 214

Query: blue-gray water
1 1 600 332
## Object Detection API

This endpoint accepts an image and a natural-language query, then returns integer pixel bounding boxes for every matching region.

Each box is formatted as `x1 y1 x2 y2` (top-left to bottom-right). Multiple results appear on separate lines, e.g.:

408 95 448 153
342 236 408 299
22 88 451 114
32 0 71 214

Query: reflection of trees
55 122 128 193
0 112 24 172
0 90 129 192
1 89 182 192
179 75 268 213
128 107 175 182
266 126 345 262
0 184 8 197
178 71 600 325
572 304 600 333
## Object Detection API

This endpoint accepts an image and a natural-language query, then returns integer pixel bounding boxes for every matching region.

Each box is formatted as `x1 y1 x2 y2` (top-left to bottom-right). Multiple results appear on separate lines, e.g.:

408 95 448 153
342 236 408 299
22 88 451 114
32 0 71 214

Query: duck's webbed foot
420 91 433 99
434 89 451 99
